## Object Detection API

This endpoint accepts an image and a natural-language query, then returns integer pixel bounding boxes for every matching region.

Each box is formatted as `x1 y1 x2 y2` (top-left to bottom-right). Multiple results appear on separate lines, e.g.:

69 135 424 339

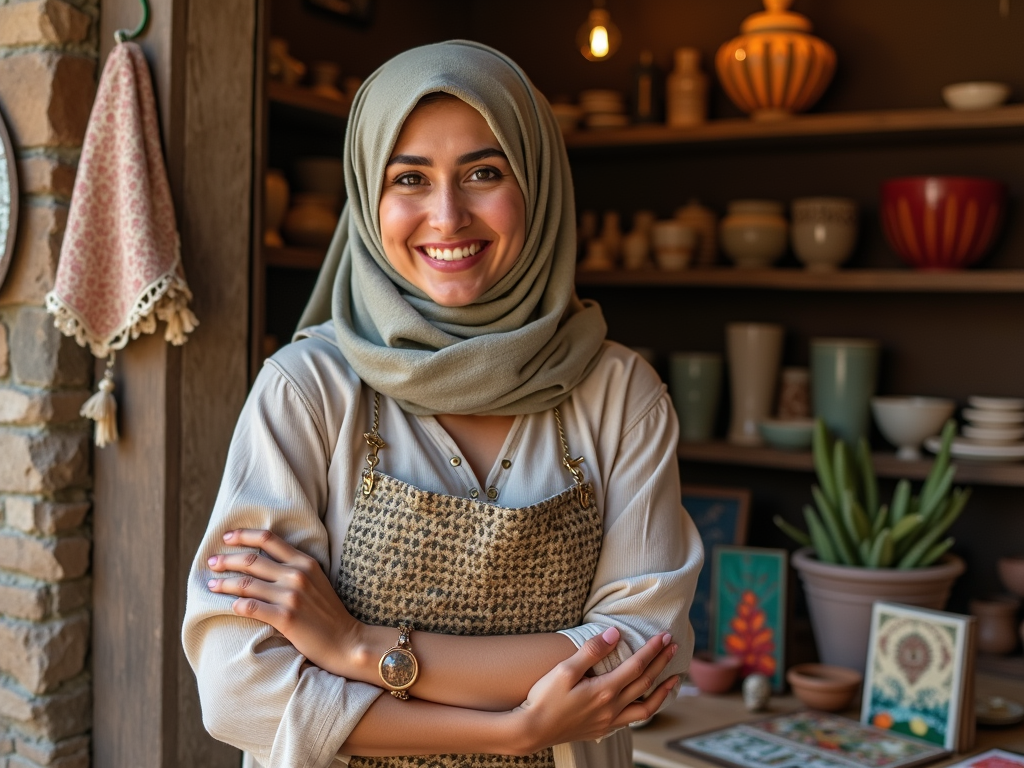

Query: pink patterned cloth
47 42 196 358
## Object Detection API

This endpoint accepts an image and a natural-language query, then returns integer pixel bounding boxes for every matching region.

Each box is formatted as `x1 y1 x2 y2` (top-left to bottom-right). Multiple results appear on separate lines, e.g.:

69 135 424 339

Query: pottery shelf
576 268 1024 293
563 104 1024 151
677 440 1024 487
267 81 349 130
264 244 326 270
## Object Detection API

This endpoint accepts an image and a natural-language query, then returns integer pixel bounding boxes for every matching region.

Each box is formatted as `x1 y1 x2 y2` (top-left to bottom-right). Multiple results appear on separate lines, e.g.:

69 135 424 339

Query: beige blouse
182 322 703 768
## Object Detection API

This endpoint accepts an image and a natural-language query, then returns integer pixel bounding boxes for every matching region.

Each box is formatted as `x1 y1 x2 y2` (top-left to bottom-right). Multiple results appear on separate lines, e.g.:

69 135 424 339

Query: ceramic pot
621 230 652 270
998 556 1024 597
810 338 879 446
688 652 742 694
676 199 718 267
776 366 810 420
652 220 696 270
666 47 708 128
310 61 345 102
715 0 836 121
792 547 965 673
720 200 787 269
267 37 306 86
970 596 1020 655
668 352 723 442
791 197 858 271
292 157 345 211
264 169 289 248
880 176 1006 270
282 193 339 247
726 323 784 446
786 663 863 712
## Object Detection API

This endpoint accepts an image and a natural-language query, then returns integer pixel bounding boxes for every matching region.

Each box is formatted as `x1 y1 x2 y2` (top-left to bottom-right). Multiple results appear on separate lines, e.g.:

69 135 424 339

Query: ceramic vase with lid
666 47 708 128
715 0 836 120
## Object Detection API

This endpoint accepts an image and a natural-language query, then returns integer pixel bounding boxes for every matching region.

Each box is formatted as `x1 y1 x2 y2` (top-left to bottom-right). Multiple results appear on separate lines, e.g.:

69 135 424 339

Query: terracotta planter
792 547 965 674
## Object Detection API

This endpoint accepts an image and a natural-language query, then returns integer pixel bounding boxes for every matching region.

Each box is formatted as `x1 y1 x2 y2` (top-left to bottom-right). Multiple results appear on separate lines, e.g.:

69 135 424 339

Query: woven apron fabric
337 421 602 768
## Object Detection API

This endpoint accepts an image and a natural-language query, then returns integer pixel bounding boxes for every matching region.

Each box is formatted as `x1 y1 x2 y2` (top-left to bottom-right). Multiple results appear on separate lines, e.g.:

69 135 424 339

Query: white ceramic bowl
942 81 1011 111
871 396 957 459
968 396 1024 411
962 424 1024 444
963 407 1024 426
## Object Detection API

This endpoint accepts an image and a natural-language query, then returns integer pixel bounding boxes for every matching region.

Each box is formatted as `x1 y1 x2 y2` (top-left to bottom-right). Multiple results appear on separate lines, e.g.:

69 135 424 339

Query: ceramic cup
720 200 788 269
651 220 696 270
668 353 723 442
726 323 784 446
810 338 880 445
791 197 858 271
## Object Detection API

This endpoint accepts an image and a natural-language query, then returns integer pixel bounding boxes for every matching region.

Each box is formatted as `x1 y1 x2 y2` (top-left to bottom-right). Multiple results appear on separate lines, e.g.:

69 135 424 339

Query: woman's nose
427 184 471 234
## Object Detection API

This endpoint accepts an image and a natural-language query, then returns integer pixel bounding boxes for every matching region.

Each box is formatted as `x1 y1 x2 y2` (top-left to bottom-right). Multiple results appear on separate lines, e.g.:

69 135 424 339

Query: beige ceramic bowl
942 81 1010 111
871 396 956 460
787 663 862 711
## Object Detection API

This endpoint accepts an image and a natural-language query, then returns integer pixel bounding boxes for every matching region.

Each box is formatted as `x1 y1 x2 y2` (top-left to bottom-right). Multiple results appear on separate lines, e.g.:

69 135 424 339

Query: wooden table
632 674 1024 768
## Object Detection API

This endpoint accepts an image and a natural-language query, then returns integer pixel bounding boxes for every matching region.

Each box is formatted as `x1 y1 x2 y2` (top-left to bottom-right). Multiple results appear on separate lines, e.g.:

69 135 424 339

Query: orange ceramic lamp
715 0 836 121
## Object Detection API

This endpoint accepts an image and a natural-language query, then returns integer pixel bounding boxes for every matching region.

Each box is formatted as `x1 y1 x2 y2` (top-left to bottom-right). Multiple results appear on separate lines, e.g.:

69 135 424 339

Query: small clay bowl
786 663 862 712
687 652 743 694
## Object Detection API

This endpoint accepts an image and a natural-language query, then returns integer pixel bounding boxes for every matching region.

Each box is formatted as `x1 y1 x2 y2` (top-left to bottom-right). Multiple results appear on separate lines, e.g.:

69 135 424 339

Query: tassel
81 356 119 447
160 301 199 345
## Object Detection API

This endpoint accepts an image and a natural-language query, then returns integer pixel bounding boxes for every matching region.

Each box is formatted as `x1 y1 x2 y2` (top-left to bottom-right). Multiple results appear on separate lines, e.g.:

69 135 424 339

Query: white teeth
425 242 483 261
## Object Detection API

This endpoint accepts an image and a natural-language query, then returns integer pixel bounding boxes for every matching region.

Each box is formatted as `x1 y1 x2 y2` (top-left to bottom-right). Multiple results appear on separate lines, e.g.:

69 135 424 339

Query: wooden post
93 1 254 766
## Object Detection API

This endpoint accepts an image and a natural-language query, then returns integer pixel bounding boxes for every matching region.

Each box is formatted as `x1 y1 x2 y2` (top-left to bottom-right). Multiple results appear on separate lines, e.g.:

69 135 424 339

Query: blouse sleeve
181 363 382 768
558 388 703 687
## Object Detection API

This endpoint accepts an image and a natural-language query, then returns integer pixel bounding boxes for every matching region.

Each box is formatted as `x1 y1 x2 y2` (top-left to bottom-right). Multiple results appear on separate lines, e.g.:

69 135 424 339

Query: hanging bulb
577 6 621 61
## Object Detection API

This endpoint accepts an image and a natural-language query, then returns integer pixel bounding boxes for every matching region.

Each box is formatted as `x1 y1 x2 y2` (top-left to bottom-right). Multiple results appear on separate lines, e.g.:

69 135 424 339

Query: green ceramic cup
810 338 880 445
669 352 723 442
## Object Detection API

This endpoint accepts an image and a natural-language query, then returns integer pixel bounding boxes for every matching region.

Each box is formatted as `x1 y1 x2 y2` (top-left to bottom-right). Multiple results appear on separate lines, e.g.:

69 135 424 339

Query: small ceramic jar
791 197 858 271
600 211 623 264
621 230 652 270
283 193 339 247
742 673 771 711
310 61 345 102
720 200 788 268
676 199 718 267
651 220 696 270
579 239 615 271
970 596 1021 655
776 366 811 420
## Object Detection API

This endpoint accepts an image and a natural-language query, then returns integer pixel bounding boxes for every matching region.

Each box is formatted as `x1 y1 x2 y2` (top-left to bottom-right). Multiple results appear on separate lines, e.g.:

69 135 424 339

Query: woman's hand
207 528 364 677
510 627 679 754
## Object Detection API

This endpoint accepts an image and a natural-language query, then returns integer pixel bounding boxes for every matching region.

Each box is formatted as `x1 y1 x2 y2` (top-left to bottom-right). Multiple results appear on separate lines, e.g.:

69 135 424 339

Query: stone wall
0 1 98 765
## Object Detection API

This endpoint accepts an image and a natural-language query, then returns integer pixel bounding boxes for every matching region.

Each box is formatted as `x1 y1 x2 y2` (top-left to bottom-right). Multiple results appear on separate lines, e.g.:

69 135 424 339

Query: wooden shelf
576 267 1024 293
677 440 1024 487
564 104 1024 150
263 244 326 270
267 81 349 122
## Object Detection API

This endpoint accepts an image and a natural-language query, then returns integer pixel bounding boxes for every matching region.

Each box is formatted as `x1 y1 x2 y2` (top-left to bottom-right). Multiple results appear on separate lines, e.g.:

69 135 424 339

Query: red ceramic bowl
687 652 743 694
880 176 1006 269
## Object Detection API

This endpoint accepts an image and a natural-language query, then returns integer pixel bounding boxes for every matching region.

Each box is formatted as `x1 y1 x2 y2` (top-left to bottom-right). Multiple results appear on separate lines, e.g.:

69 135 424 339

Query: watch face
380 647 418 690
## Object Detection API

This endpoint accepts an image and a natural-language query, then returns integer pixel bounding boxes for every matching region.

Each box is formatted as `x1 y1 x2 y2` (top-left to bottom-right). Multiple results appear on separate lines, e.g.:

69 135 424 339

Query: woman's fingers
611 675 680 730
556 626 623 681
220 528 315 570
208 550 287 581
617 639 677 704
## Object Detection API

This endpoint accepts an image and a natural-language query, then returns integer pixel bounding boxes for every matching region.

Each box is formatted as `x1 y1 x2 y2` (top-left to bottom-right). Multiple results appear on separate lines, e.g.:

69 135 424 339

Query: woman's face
379 97 527 307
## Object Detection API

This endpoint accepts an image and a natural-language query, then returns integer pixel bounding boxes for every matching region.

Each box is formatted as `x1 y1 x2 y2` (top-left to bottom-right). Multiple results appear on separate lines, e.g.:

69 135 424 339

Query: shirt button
501 459 511 469
450 456 461 467
486 487 498 500
470 488 479 499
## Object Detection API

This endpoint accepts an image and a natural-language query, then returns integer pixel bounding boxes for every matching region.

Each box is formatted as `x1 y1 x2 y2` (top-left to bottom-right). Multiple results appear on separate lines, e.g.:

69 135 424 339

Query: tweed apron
337 395 603 768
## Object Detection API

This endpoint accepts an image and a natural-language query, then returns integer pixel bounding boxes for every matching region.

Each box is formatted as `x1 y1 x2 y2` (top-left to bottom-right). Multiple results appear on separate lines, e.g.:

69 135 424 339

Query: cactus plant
774 418 970 569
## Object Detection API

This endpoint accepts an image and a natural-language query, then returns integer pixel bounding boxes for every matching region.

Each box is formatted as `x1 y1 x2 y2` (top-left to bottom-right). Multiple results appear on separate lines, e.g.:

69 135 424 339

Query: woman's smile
379 95 526 306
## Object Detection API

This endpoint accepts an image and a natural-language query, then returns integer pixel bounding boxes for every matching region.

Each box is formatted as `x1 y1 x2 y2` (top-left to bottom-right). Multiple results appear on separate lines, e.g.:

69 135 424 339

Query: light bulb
577 8 621 61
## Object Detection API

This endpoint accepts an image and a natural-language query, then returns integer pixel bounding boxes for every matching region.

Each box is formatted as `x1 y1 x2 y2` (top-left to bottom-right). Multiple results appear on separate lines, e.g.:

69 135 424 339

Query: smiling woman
182 40 701 768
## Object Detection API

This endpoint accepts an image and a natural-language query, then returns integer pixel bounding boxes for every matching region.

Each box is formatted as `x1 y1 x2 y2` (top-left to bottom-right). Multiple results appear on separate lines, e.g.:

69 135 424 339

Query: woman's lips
416 240 490 270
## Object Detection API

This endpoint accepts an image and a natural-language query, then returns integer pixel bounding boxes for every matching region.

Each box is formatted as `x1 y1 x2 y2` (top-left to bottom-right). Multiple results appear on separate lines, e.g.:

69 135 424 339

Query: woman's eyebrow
456 147 506 164
387 154 431 167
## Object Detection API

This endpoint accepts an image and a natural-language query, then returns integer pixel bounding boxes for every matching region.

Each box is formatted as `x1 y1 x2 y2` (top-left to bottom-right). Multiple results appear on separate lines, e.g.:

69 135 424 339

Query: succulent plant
774 419 970 569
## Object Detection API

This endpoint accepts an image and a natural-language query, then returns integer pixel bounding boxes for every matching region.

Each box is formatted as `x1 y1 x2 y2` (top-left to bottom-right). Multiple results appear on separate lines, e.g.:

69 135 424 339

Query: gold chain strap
362 392 387 496
554 406 593 508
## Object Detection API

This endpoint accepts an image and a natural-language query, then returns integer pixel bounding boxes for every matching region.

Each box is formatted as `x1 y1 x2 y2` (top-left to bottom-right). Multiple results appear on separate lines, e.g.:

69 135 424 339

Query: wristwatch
378 622 418 700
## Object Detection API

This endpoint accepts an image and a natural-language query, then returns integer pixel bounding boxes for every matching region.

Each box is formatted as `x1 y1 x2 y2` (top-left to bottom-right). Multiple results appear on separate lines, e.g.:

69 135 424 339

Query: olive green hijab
297 40 606 415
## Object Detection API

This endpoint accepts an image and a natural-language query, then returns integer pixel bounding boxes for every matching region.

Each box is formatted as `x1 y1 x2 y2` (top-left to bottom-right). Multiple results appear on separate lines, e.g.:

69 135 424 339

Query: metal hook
114 0 150 44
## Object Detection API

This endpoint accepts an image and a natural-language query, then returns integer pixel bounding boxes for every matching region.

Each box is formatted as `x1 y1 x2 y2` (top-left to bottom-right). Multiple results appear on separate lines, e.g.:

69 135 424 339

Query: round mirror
0 109 19 292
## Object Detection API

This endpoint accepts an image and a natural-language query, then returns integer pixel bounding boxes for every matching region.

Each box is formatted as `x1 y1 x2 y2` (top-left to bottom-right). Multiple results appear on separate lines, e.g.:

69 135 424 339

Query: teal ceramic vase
669 352 723 442
810 337 880 445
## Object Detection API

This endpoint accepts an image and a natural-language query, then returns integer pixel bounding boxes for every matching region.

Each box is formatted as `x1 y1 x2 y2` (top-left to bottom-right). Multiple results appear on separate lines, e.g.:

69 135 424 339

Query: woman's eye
394 172 426 186
470 167 501 182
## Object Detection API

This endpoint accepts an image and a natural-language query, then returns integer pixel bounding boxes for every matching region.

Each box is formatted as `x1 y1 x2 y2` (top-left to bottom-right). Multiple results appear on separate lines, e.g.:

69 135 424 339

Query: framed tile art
861 602 976 752
682 486 751 651
711 545 787 691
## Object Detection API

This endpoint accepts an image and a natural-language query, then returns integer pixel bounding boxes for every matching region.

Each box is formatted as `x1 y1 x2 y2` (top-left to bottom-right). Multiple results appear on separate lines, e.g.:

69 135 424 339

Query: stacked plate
925 396 1024 461
579 89 629 130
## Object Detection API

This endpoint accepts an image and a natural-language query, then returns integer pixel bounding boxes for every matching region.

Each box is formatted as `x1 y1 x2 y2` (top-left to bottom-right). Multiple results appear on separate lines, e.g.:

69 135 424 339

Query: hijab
297 40 607 415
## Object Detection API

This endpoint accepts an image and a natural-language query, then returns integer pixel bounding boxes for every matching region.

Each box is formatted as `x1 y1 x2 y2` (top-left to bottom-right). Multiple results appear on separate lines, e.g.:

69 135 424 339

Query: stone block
4 498 88 536
0 580 48 622
0 388 90 426
0 612 89 693
48 578 87 616
0 322 8 379
16 157 76 199
0 677 90 741
0 53 95 149
14 733 88 767
0 1 91 46
0 206 66 309
8 307 90 388
0 431 89 494
0 533 89 581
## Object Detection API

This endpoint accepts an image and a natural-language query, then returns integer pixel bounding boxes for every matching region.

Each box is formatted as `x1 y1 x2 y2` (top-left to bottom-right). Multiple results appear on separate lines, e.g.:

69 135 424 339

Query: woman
183 40 702 767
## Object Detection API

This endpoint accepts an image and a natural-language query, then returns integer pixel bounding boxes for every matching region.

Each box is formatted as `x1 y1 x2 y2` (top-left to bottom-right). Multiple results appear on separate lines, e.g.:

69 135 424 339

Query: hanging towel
46 41 198 445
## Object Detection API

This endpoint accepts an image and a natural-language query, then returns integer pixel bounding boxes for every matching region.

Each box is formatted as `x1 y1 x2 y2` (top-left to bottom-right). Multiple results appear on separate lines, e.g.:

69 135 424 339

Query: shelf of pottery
257 37 360 369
